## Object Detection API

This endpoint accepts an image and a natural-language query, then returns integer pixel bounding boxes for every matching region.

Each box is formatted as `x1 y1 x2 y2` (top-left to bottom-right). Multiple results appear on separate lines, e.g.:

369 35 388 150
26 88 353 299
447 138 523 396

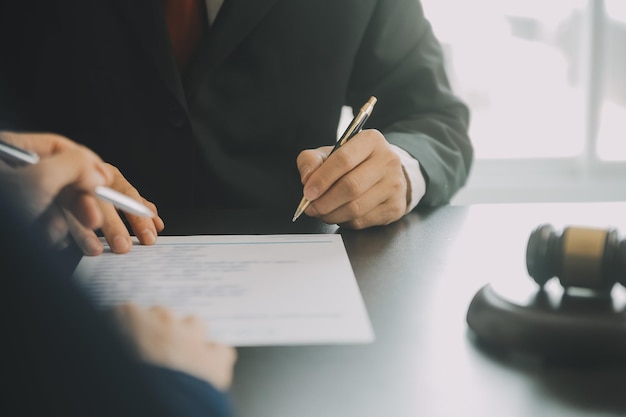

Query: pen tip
292 208 304 222
292 197 310 223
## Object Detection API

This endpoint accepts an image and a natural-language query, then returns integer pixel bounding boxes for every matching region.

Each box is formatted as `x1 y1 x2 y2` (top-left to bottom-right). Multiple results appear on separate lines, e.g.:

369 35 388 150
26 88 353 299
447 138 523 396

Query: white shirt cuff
390 144 426 213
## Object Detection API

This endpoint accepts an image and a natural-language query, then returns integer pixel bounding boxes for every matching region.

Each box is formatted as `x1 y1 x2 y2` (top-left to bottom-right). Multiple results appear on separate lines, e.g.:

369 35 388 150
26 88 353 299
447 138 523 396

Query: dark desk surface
161 203 626 417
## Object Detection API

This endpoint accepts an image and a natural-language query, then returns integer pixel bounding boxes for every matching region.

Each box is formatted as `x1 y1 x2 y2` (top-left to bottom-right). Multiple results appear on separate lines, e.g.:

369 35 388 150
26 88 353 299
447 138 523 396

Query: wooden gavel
526 224 626 292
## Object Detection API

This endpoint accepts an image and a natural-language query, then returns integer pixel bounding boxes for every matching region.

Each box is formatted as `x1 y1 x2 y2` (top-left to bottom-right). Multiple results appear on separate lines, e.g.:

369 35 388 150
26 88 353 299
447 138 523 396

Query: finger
296 146 332 184
182 315 208 338
148 305 175 324
143 199 165 232
339 196 406 229
311 185 384 226
302 131 379 202
113 302 141 321
120 205 159 246
108 165 160 245
112 303 143 334
204 343 238 390
65 210 105 256
182 314 205 326
58 190 103 230
222 345 238 365
99 199 133 254
306 156 384 217
322 186 405 229
315 160 408 228
209 343 238 366
123 197 165 240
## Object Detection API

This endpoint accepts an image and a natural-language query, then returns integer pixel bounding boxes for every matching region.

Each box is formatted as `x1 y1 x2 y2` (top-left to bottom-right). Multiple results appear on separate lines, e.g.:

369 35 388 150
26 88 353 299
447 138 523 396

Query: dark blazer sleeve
145 366 233 417
348 0 473 207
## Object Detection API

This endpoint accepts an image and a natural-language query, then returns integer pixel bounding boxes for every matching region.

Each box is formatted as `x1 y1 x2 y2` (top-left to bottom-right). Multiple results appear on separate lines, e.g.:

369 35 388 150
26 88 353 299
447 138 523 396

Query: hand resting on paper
113 303 237 391
67 162 165 255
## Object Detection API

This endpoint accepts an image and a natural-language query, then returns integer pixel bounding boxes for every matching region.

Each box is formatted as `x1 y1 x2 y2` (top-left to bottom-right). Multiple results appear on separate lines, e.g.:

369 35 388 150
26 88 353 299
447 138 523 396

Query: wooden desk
162 203 626 417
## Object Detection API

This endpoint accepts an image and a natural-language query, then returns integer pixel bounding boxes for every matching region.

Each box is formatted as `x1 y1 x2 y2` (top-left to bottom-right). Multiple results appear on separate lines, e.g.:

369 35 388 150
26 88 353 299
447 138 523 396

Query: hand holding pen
293 96 411 229
293 96 377 221
0 131 164 255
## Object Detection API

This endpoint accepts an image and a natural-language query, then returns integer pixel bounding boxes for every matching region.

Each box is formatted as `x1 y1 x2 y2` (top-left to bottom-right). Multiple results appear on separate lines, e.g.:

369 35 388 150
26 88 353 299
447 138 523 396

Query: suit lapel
111 0 279 104
112 0 187 110
185 0 279 89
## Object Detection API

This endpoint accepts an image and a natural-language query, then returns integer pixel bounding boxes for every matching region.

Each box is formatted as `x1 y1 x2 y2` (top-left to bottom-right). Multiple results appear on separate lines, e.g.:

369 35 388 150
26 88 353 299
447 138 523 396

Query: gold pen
292 96 377 222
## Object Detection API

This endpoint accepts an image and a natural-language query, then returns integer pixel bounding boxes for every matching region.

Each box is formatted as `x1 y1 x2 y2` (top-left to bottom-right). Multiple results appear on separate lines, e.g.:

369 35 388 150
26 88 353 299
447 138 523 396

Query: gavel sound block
467 225 626 360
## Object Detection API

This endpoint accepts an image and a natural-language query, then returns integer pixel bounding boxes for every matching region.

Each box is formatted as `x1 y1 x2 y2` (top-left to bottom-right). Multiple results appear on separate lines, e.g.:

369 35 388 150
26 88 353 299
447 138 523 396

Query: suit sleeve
347 0 473 207
144 365 233 417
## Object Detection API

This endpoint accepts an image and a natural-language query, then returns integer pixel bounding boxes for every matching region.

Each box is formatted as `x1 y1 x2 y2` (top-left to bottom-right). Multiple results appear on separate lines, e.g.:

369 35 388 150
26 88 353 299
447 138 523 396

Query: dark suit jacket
0 194 232 417
0 0 472 210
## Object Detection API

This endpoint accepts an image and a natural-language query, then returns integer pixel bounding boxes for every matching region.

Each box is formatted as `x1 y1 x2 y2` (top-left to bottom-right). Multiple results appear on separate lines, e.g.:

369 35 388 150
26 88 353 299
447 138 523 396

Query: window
419 0 626 203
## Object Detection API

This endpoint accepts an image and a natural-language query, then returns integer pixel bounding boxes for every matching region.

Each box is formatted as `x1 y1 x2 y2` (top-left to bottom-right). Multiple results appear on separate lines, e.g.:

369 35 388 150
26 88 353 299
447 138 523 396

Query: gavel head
526 224 626 291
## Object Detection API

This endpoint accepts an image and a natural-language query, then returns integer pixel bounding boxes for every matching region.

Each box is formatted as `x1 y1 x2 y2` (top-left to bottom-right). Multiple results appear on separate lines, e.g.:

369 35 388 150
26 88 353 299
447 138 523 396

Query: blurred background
343 0 626 204
426 0 626 204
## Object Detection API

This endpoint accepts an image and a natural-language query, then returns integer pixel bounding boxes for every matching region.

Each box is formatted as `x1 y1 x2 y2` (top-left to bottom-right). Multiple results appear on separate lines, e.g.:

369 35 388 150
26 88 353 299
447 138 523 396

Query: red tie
163 0 206 70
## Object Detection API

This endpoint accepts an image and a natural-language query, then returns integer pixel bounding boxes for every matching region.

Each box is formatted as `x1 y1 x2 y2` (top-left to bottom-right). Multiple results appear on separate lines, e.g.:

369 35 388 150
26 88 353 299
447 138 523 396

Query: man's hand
296 129 409 229
67 163 165 256
113 303 237 391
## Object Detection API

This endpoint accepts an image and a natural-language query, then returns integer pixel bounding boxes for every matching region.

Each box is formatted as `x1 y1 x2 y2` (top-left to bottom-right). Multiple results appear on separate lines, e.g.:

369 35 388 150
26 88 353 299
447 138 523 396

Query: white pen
0 138 154 218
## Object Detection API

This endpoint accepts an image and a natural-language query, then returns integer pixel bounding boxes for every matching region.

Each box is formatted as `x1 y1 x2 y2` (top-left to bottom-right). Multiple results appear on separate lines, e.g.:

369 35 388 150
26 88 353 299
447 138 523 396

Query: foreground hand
0 131 113 244
113 304 237 391
296 129 409 229
67 164 164 255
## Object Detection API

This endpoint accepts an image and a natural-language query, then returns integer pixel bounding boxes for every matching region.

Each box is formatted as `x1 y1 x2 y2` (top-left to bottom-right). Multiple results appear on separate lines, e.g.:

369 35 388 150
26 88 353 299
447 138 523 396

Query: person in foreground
0 134 237 417
0 0 473 254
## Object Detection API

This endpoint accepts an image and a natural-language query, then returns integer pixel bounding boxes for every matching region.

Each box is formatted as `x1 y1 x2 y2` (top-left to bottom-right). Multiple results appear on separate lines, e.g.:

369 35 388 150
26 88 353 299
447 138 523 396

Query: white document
74 234 374 346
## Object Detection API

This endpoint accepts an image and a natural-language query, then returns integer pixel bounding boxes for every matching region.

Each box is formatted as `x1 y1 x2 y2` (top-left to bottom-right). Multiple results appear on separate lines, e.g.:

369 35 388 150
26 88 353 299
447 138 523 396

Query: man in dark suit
0 133 236 417
0 0 472 254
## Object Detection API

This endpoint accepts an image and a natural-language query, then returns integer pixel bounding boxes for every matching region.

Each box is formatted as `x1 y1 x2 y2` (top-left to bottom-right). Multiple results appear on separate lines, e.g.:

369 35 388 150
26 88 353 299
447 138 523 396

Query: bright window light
422 0 587 159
